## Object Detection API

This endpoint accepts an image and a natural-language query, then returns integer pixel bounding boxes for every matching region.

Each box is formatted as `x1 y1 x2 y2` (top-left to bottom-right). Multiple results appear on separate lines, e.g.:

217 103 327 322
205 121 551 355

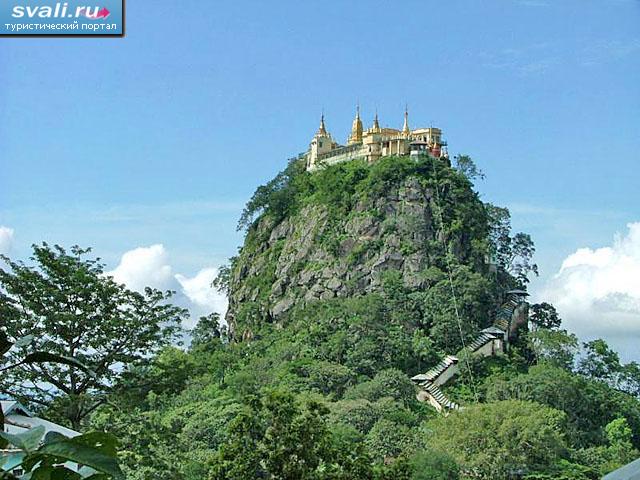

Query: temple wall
310 147 365 170
473 339 504 358
433 363 459 386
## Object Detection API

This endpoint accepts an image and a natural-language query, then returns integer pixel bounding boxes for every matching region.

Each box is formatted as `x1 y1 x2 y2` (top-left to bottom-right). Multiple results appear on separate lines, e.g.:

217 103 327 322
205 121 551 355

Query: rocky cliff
225 156 490 334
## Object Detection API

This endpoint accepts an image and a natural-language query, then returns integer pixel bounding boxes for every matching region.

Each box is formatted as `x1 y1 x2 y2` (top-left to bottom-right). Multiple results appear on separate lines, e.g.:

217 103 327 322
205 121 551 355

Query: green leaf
29 466 52 480
21 452 49 473
70 432 118 457
43 432 68 445
50 466 83 480
0 425 46 452
38 435 123 480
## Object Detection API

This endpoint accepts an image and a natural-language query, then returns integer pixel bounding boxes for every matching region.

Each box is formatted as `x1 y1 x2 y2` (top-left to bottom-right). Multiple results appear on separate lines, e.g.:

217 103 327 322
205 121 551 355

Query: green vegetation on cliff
2 156 639 480
227 156 521 338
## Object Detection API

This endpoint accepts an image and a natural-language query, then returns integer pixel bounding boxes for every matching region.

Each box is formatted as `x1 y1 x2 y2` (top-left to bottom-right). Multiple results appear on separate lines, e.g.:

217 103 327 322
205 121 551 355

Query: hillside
226 155 495 337
80 154 640 480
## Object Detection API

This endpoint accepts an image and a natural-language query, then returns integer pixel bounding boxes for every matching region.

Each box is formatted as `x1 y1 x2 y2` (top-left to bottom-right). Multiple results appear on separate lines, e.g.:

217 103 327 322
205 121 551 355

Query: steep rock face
226 174 479 332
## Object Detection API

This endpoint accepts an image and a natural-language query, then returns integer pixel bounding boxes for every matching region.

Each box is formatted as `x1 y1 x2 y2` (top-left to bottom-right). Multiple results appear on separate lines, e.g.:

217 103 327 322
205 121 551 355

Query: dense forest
1 155 639 479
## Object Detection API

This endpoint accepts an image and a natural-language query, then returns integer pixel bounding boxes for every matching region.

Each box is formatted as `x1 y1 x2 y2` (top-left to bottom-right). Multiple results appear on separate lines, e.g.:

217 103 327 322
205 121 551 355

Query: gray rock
326 277 343 291
225 176 470 332
271 297 295 317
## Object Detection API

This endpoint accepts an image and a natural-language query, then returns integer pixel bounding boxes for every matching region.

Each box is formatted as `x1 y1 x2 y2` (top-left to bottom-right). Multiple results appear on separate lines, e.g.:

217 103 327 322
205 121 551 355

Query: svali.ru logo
12 2 110 19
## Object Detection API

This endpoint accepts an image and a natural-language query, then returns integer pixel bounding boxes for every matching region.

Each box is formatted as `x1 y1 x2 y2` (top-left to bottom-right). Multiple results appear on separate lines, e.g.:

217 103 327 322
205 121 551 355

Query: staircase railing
411 291 529 412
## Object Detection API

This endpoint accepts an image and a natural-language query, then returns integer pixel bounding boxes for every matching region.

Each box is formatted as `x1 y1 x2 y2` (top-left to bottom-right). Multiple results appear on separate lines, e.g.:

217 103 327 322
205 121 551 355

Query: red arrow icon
95 7 110 19
87 7 110 19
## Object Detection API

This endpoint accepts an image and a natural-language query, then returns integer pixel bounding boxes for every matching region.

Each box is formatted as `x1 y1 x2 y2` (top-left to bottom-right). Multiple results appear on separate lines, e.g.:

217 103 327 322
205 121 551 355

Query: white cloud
107 244 173 292
176 268 228 324
540 222 640 361
0 226 15 255
108 245 228 329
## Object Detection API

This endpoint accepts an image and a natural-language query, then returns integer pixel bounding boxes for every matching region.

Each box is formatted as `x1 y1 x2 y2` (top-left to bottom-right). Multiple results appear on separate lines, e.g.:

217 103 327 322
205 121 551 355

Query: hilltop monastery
306 107 449 171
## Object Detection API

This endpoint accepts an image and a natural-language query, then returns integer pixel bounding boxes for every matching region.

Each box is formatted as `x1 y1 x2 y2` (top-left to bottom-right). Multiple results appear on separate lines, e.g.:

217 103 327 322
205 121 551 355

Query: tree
603 417 639 470
211 263 233 296
454 155 485 182
417 265 494 353
209 389 373 480
191 312 223 349
112 346 198 409
428 400 568 479
0 244 186 429
530 303 561 330
486 205 539 286
485 364 640 449
574 418 639 477
0 330 123 479
619 361 640 397
410 450 460 480
528 329 579 370
578 339 622 383
207 406 263 480
237 157 308 231
343 369 418 407
364 418 417 463
276 359 357 397
605 417 634 449
574 340 640 396
523 460 596 480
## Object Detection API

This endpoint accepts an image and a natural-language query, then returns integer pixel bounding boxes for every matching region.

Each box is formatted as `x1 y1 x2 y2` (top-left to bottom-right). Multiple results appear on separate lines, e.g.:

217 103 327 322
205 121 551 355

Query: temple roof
2 399 79 439
603 457 640 480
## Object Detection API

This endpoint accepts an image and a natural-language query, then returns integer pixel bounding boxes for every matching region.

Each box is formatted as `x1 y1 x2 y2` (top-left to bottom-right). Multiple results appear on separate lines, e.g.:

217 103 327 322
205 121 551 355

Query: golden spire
348 104 363 144
402 104 410 136
371 111 381 133
317 113 328 136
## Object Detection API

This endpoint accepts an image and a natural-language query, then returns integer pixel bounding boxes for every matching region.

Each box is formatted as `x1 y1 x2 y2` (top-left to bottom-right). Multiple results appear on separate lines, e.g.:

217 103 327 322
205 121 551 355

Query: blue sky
1 0 639 358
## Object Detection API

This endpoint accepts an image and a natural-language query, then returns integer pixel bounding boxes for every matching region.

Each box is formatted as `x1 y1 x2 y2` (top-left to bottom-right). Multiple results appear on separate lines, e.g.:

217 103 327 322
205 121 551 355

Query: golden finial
402 104 410 136
317 112 327 136
372 110 380 133
348 103 363 145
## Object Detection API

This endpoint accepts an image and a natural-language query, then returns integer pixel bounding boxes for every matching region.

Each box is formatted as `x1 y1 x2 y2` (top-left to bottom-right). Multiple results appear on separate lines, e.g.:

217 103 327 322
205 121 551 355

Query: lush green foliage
232 157 494 326
0 427 123 479
77 157 640 478
486 204 538 287
486 364 640 448
529 303 561 330
271 155 490 258
0 244 186 429
409 450 460 480
428 400 568 478
0 330 123 479
80 304 640 480
453 154 484 181
3 157 639 480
